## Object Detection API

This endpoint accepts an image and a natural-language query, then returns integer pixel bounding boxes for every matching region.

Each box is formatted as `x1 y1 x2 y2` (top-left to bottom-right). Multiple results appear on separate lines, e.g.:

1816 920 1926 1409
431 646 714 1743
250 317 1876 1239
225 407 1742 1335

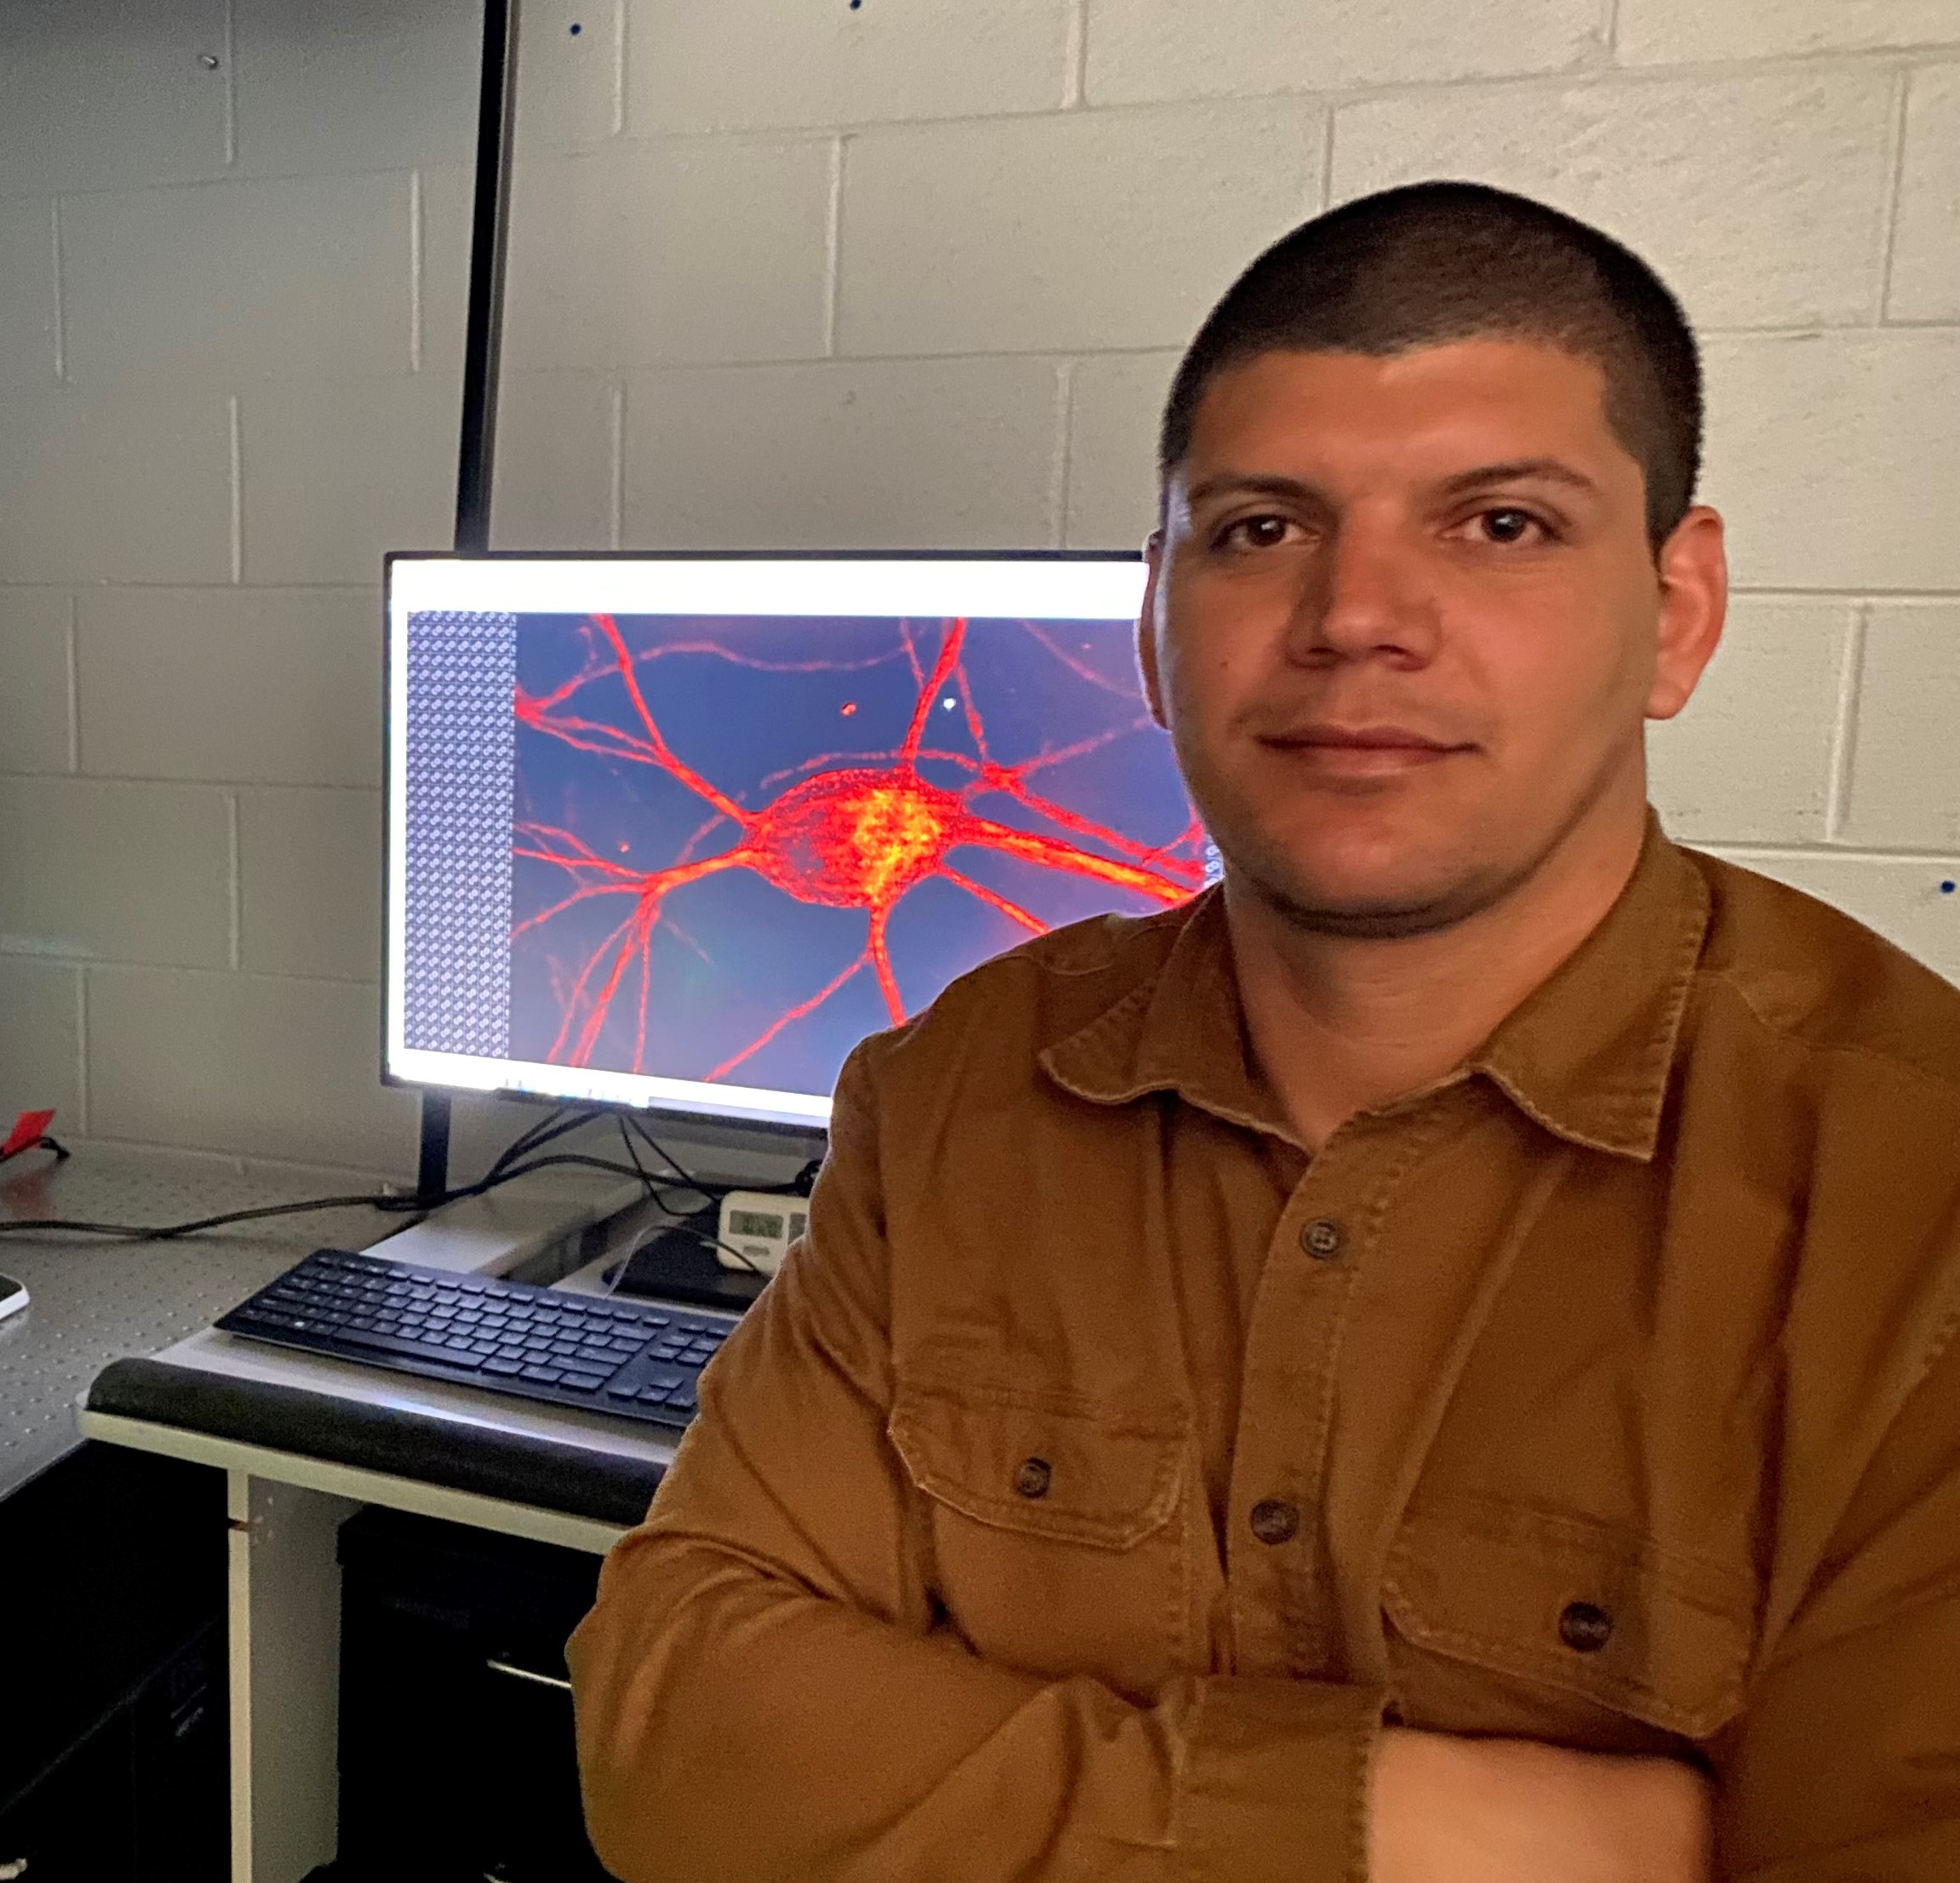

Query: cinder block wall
0 0 1954 1178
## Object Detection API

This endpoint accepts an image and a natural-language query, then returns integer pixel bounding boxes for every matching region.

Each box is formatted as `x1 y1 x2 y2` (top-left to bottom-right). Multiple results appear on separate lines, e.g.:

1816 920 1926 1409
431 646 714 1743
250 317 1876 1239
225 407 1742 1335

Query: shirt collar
1467 814 1709 1160
1040 812 1710 1162
1040 888 1289 1136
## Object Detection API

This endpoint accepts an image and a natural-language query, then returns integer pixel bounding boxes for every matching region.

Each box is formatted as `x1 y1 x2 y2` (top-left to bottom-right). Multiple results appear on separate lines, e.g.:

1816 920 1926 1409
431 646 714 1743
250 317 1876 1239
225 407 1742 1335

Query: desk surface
0 1148 389 1501
4 1143 686 1536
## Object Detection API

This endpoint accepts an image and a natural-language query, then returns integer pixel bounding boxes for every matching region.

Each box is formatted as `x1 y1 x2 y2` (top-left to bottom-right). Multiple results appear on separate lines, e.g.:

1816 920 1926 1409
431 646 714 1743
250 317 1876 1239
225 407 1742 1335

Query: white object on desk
378 1168 648 1275
0 1272 27 1323
715 1189 809 1276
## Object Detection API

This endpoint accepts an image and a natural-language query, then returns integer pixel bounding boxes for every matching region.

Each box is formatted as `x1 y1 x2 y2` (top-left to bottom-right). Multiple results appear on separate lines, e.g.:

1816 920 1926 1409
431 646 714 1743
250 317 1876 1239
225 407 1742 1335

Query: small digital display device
716 1191 812 1277
385 553 1212 1134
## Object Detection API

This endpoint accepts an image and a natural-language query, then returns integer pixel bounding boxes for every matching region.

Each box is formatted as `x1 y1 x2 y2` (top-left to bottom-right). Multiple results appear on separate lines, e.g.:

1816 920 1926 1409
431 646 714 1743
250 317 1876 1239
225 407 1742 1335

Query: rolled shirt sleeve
565 1045 1391 1883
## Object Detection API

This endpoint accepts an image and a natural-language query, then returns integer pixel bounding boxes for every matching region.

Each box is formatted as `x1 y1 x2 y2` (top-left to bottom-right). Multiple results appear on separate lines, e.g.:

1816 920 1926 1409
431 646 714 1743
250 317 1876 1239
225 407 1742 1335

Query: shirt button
1012 1457 1052 1499
1249 1497 1300 1544
1299 1217 1345 1261
1558 1601 1613 1652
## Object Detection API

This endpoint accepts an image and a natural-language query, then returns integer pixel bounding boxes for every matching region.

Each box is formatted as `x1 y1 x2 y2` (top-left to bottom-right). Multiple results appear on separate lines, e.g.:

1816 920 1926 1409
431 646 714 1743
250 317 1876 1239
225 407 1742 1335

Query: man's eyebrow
1183 460 1602 511
1183 473 1326 508
1434 457 1600 498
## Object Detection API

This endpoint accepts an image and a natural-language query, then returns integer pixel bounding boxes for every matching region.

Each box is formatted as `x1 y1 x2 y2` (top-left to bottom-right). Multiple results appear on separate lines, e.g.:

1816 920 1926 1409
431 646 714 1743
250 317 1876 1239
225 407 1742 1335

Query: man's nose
1283 516 1438 667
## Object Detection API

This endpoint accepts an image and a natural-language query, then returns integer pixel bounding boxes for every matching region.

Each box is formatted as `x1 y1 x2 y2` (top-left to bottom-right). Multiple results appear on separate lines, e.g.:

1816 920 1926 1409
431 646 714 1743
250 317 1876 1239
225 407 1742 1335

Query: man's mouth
1256 724 1470 777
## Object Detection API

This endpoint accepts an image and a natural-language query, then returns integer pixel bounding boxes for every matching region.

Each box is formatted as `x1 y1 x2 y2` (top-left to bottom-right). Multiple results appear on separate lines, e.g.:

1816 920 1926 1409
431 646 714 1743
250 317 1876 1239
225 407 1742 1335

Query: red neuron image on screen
510 610 1208 1099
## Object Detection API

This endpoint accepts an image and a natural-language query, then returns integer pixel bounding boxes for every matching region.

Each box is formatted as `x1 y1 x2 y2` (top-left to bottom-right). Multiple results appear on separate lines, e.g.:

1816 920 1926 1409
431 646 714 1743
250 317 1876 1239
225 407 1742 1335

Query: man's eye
1217 514 1297 550
1474 507 1548 545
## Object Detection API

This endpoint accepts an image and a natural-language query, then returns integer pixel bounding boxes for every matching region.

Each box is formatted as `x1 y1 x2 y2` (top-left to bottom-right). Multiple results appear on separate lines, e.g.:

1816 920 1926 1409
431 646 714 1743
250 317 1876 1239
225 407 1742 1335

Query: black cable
0 1130 656 1244
484 1103 604 1182
0 1133 70 1167
616 1114 649 1183
611 1121 725 1224
625 1115 721 1196
484 1102 569 1174
0 1190 410 1241
0 1109 816 1254
610 1119 777 1276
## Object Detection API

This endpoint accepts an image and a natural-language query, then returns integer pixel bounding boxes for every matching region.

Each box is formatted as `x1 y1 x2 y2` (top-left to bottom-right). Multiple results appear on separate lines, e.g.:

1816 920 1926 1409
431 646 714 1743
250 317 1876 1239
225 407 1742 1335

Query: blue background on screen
508 611 1204 1098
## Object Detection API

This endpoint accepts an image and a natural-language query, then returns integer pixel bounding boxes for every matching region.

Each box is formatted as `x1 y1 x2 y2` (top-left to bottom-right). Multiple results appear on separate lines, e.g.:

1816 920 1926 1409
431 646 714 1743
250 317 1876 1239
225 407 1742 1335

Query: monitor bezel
380 547 1150 1141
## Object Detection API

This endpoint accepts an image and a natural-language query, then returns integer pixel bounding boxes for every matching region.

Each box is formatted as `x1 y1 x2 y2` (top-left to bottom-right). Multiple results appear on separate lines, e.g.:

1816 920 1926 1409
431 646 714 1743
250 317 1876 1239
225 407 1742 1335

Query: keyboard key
338 1325 457 1364
636 1387 673 1405
560 1371 605 1392
519 1365 565 1384
484 1358 524 1376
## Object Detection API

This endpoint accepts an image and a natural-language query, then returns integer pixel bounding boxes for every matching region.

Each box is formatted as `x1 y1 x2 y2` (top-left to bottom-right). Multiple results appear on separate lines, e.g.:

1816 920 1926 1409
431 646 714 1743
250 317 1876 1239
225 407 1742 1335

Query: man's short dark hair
1159 180 1703 552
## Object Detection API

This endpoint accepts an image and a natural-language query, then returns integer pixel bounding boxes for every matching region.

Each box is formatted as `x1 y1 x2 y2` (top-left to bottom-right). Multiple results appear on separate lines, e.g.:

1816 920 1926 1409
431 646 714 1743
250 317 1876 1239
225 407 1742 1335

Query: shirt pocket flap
1383 1496 1754 1739
889 1381 1186 1552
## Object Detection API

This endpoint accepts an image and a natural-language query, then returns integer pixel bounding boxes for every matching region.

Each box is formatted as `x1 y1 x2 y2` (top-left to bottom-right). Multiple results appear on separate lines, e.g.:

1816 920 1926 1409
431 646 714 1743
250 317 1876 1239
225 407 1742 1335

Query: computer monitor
385 553 1214 1136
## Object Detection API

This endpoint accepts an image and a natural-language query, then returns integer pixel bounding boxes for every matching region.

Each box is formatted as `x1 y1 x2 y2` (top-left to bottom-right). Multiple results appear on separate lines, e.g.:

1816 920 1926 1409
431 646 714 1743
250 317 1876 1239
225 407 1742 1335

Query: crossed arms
566 1063 1960 1880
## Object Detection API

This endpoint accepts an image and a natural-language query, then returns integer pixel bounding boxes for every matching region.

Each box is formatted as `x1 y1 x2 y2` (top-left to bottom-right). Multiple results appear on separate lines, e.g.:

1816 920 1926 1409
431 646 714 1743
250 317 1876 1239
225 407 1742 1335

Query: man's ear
1646 505 1728 722
1137 529 1168 730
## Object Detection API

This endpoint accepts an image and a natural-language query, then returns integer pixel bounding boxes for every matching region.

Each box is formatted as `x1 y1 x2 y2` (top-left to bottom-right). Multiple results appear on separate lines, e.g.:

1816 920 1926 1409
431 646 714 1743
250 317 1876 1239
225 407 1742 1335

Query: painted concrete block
1332 70 1894 330
839 102 1321 356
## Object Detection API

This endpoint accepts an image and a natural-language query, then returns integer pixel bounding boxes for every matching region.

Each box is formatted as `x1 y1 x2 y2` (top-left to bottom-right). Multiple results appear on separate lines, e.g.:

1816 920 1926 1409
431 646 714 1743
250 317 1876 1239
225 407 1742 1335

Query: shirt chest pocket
888 1378 1193 1703
1382 1495 1756 1745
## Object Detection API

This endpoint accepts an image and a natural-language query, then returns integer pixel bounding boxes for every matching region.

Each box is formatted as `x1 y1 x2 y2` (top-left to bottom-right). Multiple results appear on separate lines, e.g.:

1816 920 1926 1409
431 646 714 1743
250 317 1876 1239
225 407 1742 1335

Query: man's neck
1224 807 1649 1154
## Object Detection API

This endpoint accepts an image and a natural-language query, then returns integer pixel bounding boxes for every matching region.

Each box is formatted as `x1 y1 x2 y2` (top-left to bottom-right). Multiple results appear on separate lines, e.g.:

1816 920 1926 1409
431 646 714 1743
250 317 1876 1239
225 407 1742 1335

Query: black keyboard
216 1247 740 1430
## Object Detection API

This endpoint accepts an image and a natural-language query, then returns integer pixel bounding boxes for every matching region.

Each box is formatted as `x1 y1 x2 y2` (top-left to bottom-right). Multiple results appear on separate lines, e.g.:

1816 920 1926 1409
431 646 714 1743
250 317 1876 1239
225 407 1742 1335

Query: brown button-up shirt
567 820 1960 1881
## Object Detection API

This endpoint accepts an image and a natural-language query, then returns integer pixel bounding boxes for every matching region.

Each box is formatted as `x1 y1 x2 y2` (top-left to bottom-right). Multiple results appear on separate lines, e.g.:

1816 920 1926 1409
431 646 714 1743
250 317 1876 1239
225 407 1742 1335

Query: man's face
1140 338 1722 937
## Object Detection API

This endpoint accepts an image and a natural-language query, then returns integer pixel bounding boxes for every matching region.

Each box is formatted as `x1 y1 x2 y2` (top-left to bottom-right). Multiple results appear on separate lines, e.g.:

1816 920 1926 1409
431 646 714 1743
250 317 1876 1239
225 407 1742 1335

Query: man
568 182 1960 1880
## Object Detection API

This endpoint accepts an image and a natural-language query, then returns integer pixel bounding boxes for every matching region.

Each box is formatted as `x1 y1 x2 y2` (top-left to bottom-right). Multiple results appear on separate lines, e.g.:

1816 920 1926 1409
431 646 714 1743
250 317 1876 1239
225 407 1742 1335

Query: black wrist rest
86 1354 666 1530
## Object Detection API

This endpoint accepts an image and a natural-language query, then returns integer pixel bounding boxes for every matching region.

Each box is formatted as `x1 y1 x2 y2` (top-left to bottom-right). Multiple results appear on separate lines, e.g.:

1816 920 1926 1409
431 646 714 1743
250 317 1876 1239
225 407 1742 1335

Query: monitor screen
386 554 1214 1131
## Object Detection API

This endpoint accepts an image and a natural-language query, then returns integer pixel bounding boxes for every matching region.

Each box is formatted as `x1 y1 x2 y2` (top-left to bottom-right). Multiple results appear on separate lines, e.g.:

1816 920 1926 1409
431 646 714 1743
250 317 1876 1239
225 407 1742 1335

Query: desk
0 1148 387 1505
3 1148 690 1883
